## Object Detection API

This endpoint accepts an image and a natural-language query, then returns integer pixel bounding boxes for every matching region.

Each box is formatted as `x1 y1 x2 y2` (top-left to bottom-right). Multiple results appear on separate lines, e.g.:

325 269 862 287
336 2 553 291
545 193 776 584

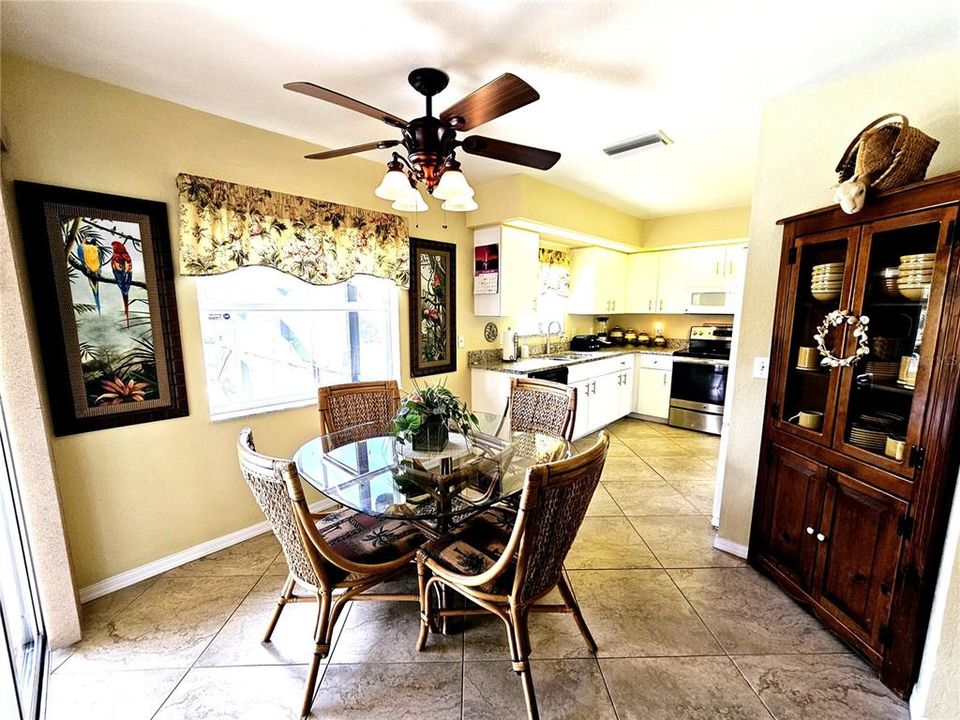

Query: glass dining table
293 411 573 535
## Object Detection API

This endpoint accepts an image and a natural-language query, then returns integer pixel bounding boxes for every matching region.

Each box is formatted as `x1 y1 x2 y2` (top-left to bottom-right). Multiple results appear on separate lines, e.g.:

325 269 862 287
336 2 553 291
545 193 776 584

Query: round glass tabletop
293 411 572 525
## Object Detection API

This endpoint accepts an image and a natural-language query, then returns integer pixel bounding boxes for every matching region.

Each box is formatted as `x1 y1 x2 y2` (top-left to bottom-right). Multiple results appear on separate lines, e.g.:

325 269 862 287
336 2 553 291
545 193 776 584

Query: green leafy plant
391 378 479 445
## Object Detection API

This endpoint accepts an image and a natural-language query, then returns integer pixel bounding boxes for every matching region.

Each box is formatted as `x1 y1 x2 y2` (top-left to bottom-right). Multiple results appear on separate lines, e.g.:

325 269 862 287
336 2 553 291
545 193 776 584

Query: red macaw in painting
78 236 103 314
110 241 133 328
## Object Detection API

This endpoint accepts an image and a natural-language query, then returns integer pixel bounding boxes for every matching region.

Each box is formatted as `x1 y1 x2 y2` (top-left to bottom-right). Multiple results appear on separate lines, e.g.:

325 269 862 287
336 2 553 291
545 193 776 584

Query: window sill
209 396 317 423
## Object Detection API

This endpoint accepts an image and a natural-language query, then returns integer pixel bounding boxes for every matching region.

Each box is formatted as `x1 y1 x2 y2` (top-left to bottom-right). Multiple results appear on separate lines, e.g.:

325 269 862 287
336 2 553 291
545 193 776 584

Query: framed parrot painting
408 237 457 377
14 182 188 435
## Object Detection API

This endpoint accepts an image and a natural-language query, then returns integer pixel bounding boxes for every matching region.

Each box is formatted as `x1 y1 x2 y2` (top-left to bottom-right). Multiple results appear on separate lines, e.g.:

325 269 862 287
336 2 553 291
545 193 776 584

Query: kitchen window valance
176 173 410 287
538 247 570 297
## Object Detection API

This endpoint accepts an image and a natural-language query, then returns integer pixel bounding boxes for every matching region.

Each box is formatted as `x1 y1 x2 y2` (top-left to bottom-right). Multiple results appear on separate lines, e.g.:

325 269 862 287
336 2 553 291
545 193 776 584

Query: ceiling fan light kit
286 68 561 214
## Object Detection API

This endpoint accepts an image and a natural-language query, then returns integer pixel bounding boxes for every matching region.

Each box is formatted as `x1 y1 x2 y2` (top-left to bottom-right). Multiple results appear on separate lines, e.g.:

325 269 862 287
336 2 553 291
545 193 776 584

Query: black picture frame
409 236 457 377
14 181 188 436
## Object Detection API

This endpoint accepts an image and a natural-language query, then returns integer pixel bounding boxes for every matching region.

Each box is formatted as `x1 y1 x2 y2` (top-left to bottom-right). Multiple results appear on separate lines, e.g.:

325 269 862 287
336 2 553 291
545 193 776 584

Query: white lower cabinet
569 355 635 439
632 354 673 420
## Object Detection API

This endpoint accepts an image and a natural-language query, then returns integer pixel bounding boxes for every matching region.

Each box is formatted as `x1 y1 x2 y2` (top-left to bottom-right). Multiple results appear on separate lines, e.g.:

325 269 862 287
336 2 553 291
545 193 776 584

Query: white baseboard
713 536 749 559
78 499 336 603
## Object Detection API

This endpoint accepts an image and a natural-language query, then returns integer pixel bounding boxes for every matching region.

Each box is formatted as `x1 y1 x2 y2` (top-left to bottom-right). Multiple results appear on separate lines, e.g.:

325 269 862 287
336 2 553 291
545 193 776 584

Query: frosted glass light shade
392 186 429 212
441 195 479 212
374 169 410 201
432 169 475 201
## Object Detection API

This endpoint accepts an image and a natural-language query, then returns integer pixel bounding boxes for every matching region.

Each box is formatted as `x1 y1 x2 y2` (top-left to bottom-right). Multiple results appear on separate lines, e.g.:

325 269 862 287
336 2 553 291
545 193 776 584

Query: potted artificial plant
391 380 479 452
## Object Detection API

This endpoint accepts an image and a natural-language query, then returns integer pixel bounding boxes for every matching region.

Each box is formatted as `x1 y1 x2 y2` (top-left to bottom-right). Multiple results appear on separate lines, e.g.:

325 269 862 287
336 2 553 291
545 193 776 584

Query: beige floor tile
677 481 717 514
265 553 291 576
607 418 668 439
601 656 772 720
155 664 311 719
621 437 692 458
80 577 158 632
568 569 722 657
628 516 744 568
644 455 716 483
603 481 700 516
48 668 186 720
329 595 461 663
674 436 722 454
462 659 617 719
670 568 845 655
311 662 462 719
701 455 719 469
165 532 280 577
601 455 663 482
651 424 705 439
585 483 624 517
734 653 909 720
566 517 660 569
58 575 259 672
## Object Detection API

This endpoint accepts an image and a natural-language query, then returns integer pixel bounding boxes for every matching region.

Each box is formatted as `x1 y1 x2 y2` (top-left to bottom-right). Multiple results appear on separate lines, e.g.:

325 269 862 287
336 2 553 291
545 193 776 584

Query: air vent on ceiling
603 130 673 157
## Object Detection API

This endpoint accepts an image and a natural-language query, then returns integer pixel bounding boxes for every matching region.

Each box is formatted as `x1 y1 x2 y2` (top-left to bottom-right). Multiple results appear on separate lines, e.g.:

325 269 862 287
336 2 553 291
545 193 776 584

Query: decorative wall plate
484 322 498 342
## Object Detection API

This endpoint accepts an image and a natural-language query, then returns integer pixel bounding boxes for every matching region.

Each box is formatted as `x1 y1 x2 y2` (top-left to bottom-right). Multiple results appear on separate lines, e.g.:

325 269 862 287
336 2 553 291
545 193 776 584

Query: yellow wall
467 174 644 248
716 50 960 716
640 206 751 248
0 55 488 588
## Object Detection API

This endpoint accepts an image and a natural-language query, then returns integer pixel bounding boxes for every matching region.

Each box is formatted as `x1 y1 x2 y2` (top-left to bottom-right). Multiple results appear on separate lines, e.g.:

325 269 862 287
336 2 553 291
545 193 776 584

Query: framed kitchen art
14 181 188 436
409 236 457 377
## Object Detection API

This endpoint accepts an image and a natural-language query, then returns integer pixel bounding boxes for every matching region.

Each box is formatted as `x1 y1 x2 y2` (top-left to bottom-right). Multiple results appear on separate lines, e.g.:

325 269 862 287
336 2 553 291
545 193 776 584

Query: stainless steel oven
668 325 732 435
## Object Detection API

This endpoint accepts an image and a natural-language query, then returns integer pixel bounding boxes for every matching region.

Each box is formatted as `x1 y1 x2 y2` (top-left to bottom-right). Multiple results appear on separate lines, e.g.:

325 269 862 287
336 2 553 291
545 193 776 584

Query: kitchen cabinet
625 253 659 313
568 354 635 438
568 247 627 314
632 354 673 420
473 226 540 317
751 173 960 697
651 249 689 313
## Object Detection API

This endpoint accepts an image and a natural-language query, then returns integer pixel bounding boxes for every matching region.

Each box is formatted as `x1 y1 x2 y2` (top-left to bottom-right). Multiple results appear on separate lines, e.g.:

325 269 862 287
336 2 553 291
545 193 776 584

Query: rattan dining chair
415 432 610 720
497 376 578 441
237 428 425 719
317 380 401 450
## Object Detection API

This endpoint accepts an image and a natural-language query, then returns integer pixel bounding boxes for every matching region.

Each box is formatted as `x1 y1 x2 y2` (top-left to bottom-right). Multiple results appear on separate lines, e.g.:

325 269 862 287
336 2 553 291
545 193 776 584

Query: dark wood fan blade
439 73 539 131
284 82 407 129
304 140 400 160
461 136 560 170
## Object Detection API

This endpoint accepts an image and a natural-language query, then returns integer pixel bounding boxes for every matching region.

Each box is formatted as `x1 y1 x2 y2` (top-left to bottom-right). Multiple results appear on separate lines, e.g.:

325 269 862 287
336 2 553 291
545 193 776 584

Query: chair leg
300 591 332 720
416 563 431 652
262 574 295 643
557 574 597 654
511 607 539 720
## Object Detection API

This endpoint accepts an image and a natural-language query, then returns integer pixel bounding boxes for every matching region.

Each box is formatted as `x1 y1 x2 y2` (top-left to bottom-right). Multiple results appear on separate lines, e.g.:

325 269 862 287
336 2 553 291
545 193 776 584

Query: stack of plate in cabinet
811 262 844 301
898 253 935 301
864 361 900 381
849 424 890 451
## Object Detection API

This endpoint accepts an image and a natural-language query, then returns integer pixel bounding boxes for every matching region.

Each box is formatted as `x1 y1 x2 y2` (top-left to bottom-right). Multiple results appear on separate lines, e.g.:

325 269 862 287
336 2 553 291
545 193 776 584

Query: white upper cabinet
568 247 627 315
625 252 659 313
473 226 540 317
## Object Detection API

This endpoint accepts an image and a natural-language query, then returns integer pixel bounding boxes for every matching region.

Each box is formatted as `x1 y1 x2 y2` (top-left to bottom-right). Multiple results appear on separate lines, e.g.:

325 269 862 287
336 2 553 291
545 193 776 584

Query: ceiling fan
284 68 560 212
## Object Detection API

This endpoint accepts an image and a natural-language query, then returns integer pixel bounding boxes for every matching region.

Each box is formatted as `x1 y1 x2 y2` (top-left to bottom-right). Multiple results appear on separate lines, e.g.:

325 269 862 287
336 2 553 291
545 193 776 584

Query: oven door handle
673 357 730 367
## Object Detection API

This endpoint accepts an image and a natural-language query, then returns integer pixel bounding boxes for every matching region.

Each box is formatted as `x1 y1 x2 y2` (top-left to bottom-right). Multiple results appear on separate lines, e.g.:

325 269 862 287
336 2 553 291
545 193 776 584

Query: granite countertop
469 345 680 375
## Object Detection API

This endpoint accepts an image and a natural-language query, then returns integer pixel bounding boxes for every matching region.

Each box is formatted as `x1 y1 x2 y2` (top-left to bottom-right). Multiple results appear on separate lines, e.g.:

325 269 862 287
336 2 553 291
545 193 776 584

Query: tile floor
49 418 910 719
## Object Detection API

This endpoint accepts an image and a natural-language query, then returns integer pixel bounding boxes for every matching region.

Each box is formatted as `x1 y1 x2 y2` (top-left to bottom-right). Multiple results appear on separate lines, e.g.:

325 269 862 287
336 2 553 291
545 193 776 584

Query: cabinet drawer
639 353 674 370
568 355 634 383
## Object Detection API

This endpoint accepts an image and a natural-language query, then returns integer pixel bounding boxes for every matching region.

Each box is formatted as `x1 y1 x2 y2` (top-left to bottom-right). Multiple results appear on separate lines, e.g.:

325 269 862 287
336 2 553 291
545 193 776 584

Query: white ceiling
2 1 957 217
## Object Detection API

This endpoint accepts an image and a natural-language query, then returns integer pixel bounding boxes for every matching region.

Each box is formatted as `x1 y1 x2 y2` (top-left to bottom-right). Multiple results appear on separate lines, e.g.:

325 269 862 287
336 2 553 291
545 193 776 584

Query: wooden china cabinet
750 172 960 698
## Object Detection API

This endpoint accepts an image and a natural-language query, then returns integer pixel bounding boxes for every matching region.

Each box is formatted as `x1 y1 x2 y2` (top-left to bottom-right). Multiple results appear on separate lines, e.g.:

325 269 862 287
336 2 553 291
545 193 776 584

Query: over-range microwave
685 287 737 314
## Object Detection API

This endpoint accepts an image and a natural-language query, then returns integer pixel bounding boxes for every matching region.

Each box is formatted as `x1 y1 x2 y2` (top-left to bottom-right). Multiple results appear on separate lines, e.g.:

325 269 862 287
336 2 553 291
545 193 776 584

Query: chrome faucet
546 321 563 355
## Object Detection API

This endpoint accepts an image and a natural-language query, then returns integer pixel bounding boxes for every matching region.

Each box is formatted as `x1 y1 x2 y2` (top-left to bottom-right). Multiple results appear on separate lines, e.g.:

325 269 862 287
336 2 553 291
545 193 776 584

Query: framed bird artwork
14 182 188 435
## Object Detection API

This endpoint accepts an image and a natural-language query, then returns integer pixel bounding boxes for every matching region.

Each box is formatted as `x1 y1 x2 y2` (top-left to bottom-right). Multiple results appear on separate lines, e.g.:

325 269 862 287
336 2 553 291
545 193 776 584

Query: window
515 251 570 336
197 267 399 420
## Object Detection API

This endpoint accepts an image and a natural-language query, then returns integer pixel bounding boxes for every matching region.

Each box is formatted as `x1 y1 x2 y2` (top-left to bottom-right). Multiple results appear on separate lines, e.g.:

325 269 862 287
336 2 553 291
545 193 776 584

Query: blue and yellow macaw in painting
110 241 133 328
77 235 103 314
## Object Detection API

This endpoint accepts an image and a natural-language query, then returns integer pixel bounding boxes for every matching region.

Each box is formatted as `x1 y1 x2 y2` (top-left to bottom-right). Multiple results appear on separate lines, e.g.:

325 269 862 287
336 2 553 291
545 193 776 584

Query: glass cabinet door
772 227 861 445
833 207 957 477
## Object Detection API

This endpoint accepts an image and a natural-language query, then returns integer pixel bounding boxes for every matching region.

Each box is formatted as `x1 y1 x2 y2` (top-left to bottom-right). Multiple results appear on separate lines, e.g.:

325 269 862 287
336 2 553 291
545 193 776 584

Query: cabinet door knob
806 526 815 535
816 532 826 542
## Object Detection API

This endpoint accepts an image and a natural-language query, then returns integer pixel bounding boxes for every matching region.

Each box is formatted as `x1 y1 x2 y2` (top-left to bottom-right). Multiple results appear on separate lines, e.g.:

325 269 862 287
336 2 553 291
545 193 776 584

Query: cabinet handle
728 260 734 276
648 299 652 311
806 527 815 535
612 300 616 311
715 261 721 276
662 373 667 385
591 381 596 394
816 532 826 542
659 299 663 311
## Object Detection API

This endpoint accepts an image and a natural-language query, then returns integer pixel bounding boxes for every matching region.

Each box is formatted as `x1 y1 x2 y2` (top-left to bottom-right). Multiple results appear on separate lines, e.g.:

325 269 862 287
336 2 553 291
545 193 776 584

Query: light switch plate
458 335 465 349
753 357 769 379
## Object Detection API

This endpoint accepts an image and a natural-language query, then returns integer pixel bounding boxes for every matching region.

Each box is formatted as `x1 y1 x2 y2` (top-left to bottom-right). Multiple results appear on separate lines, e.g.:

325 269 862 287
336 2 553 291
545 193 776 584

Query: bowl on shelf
812 288 841 301
900 253 935 264
898 282 931 301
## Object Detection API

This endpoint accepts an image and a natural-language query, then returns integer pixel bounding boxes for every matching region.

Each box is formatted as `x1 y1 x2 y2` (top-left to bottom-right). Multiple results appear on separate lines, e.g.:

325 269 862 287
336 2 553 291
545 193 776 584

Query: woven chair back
508 376 577 441
237 428 321 588
318 380 401 450
512 432 609 603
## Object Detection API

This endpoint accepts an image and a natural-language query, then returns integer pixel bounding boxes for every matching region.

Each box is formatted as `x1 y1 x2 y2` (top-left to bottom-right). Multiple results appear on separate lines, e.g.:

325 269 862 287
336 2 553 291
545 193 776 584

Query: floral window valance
538 247 570 297
176 173 410 287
